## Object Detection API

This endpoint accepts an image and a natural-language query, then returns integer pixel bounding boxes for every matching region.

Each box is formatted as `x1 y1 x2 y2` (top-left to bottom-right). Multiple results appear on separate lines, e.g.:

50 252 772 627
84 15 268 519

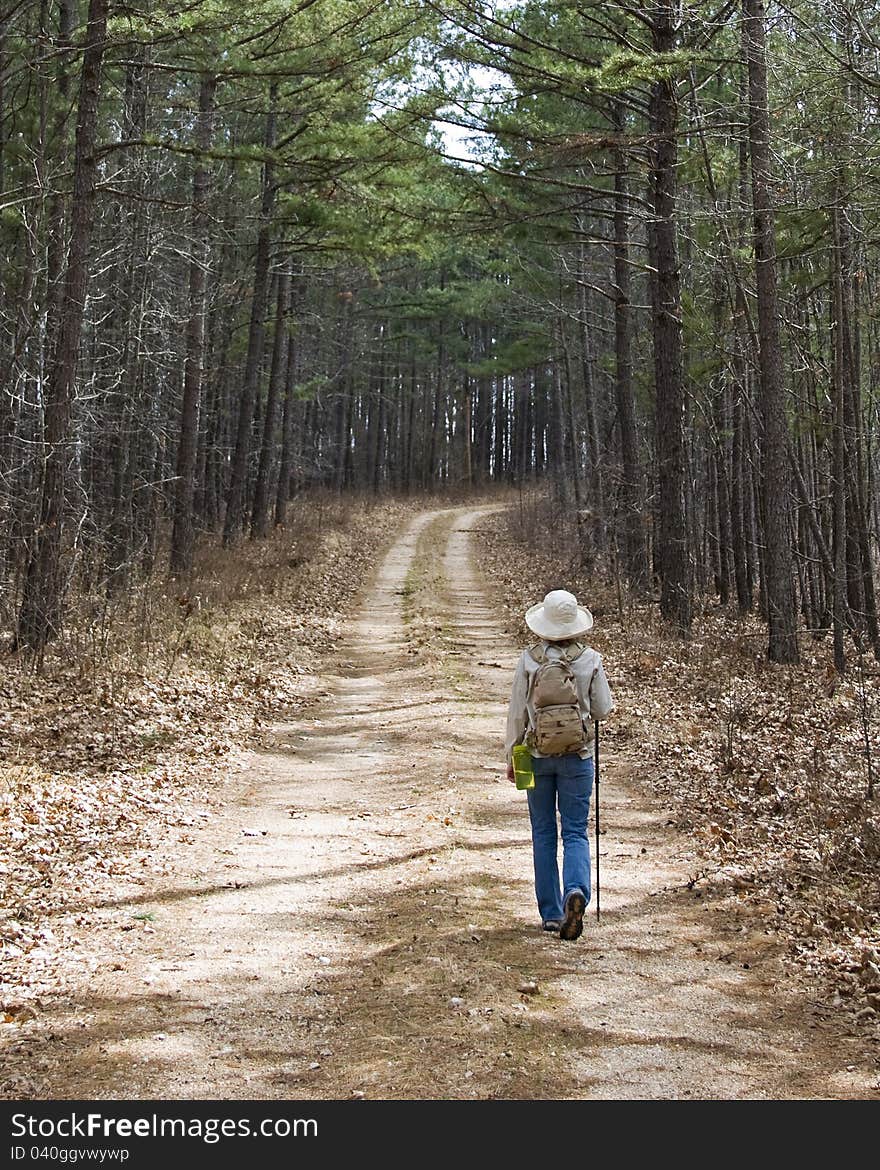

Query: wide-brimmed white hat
525 589 593 641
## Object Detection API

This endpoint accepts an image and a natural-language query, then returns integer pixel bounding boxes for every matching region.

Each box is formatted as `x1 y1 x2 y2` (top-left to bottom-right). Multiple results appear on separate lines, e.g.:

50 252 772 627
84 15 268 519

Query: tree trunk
251 268 290 538
17 0 109 655
370 322 387 495
832 210 848 673
608 153 647 590
274 278 301 527
559 322 583 514
332 293 354 493
462 377 473 487
223 90 276 545
650 5 691 635
43 0 75 358
493 368 506 482
549 361 569 511
743 0 799 663
170 72 216 575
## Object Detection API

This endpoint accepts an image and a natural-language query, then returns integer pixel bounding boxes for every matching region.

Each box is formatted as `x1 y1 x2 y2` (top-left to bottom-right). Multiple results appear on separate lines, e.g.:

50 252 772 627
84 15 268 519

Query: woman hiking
505 589 614 940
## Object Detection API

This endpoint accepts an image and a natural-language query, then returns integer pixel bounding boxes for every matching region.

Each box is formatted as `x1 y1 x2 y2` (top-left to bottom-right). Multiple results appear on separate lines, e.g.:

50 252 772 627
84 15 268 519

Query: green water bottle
512 744 535 791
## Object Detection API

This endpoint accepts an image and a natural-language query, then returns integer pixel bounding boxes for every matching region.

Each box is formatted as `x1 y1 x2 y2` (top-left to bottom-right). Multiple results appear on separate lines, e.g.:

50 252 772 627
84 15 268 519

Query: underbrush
474 495 880 1026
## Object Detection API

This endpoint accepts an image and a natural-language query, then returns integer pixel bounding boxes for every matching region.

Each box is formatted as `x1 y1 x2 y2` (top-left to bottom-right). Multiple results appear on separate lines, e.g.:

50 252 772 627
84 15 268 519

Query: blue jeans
526 753 594 923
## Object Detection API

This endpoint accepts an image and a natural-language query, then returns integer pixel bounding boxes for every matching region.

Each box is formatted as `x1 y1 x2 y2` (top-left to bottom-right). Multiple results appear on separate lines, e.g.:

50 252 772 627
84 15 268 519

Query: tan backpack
527 641 588 755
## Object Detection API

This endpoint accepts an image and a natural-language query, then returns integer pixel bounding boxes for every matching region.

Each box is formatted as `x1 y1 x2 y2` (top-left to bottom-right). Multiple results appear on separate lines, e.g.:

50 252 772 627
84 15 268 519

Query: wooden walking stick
594 719 600 923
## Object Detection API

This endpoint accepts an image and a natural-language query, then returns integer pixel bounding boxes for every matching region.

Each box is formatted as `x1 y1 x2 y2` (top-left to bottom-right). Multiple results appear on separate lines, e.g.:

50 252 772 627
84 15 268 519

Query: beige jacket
505 640 614 761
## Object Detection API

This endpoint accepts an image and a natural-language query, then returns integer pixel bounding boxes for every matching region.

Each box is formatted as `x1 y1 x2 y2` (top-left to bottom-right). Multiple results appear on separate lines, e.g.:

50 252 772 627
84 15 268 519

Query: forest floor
2 501 879 1099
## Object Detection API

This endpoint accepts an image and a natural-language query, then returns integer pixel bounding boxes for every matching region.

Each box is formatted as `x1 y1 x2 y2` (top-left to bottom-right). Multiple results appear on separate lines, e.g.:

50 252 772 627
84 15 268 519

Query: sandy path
6 504 876 1099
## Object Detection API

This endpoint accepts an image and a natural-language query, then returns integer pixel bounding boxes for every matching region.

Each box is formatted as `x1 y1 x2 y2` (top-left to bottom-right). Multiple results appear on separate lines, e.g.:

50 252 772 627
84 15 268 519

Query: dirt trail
6 505 876 1099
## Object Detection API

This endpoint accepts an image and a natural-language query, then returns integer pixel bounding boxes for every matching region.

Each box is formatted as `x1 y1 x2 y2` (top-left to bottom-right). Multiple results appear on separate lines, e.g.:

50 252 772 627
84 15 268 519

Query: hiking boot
559 891 586 941
542 919 562 933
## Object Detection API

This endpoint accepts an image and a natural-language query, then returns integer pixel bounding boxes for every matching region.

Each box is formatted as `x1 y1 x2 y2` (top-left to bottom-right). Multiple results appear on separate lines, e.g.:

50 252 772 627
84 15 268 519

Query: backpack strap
561 640 586 663
528 639 587 665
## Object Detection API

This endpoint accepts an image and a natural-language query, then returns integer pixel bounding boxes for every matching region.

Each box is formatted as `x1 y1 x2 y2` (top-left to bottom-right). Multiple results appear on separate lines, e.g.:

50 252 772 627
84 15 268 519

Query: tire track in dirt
5 504 875 1099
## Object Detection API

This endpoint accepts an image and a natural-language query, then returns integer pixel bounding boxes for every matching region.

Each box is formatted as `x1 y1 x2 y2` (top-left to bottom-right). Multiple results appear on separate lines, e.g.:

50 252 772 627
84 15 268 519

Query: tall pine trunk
650 5 691 635
223 90 276 546
250 269 290 536
170 72 216 575
17 0 108 655
610 136 647 591
743 0 799 663
274 313 300 527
